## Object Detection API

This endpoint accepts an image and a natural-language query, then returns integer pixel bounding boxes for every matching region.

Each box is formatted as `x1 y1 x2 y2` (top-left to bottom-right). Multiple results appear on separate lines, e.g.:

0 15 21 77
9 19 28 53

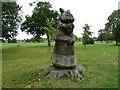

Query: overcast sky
16 0 119 40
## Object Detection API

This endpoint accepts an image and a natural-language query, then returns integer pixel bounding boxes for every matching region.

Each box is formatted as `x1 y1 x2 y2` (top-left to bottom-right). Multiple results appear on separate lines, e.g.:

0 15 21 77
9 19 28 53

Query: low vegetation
2 42 118 88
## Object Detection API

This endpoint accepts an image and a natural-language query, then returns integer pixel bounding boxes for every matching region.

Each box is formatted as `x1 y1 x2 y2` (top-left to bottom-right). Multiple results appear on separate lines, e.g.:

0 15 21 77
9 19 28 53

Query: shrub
82 38 94 45
89 38 94 44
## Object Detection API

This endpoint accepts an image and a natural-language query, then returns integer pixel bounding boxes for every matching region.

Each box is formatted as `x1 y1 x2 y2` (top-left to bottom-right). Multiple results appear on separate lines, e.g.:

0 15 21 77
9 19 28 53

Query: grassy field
2 41 118 88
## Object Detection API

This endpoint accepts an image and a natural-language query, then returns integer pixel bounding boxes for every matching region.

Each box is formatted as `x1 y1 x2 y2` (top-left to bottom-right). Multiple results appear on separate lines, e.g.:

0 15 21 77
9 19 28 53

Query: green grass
2 42 118 88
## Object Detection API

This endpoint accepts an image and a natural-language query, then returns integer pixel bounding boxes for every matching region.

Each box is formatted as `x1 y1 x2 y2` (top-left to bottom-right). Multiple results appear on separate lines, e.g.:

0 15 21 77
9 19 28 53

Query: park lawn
2 42 118 88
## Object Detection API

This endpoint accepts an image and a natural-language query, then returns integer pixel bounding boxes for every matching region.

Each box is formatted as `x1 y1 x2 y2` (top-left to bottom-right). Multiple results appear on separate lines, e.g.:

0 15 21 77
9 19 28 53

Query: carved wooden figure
44 8 87 81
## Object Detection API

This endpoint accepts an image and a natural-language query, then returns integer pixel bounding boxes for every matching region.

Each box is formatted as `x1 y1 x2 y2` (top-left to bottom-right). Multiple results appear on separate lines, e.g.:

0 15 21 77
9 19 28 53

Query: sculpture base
44 64 87 81
51 52 77 69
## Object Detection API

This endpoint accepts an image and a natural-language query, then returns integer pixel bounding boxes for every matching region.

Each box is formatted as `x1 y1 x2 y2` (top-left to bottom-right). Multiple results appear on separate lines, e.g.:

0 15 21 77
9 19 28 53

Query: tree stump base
44 64 87 81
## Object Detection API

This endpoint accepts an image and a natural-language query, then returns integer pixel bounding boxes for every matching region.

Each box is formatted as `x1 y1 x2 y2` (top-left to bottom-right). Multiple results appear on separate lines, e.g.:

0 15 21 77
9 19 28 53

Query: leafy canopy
82 24 93 46
105 9 120 45
2 2 22 40
21 1 59 38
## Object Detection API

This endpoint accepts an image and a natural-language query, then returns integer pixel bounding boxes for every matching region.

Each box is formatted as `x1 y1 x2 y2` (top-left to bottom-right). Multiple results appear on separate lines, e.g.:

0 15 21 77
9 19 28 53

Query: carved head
58 8 74 35
59 8 74 23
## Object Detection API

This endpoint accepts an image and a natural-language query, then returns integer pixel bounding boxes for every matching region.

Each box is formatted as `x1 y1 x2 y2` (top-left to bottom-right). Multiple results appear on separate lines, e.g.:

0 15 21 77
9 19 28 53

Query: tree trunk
84 44 86 47
116 40 118 46
47 34 51 47
8 39 10 43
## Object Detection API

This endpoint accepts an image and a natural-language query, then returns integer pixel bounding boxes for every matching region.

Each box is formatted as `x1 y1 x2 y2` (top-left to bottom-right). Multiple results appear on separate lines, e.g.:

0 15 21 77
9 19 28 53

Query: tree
98 29 105 42
104 23 114 42
105 9 120 45
31 36 41 43
74 35 79 41
2 2 22 41
88 38 94 44
8 39 17 43
43 18 56 46
82 24 93 47
21 1 59 46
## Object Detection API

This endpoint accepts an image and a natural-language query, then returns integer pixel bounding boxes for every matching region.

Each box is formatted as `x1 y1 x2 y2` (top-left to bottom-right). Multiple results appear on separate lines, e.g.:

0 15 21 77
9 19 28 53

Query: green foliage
88 38 94 44
24 37 48 43
74 35 79 41
8 39 17 43
43 18 56 46
97 29 105 42
98 28 113 43
24 36 45 43
2 2 22 40
21 1 59 45
25 39 31 43
83 38 94 45
82 24 93 46
105 9 120 45
104 23 114 41
2 39 5 43
44 18 56 40
98 9 120 44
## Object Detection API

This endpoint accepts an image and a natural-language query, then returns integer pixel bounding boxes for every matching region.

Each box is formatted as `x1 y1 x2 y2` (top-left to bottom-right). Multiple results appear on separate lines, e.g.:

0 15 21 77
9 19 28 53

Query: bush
8 39 17 43
83 38 94 45
89 38 94 44
2 39 5 43
83 40 89 44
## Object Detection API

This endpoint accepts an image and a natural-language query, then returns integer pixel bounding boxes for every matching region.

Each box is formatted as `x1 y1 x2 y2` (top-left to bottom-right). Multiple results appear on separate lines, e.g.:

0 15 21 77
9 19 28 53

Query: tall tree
74 35 79 41
98 29 105 42
2 2 22 41
105 9 120 45
104 23 113 42
21 1 59 46
82 24 93 47
43 18 56 47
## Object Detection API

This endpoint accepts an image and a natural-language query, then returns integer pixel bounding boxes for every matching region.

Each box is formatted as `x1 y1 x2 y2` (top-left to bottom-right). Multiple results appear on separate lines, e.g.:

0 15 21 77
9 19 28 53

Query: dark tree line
2 1 22 42
98 9 120 45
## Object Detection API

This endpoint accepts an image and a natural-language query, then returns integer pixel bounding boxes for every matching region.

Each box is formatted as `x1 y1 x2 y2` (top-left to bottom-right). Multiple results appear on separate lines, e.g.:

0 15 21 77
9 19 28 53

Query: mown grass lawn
2 41 118 88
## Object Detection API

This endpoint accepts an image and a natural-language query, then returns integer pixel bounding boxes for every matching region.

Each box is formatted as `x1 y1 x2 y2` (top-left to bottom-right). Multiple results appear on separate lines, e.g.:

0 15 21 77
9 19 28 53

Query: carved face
59 8 74 24
58 22 74 34
59 8 75 35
